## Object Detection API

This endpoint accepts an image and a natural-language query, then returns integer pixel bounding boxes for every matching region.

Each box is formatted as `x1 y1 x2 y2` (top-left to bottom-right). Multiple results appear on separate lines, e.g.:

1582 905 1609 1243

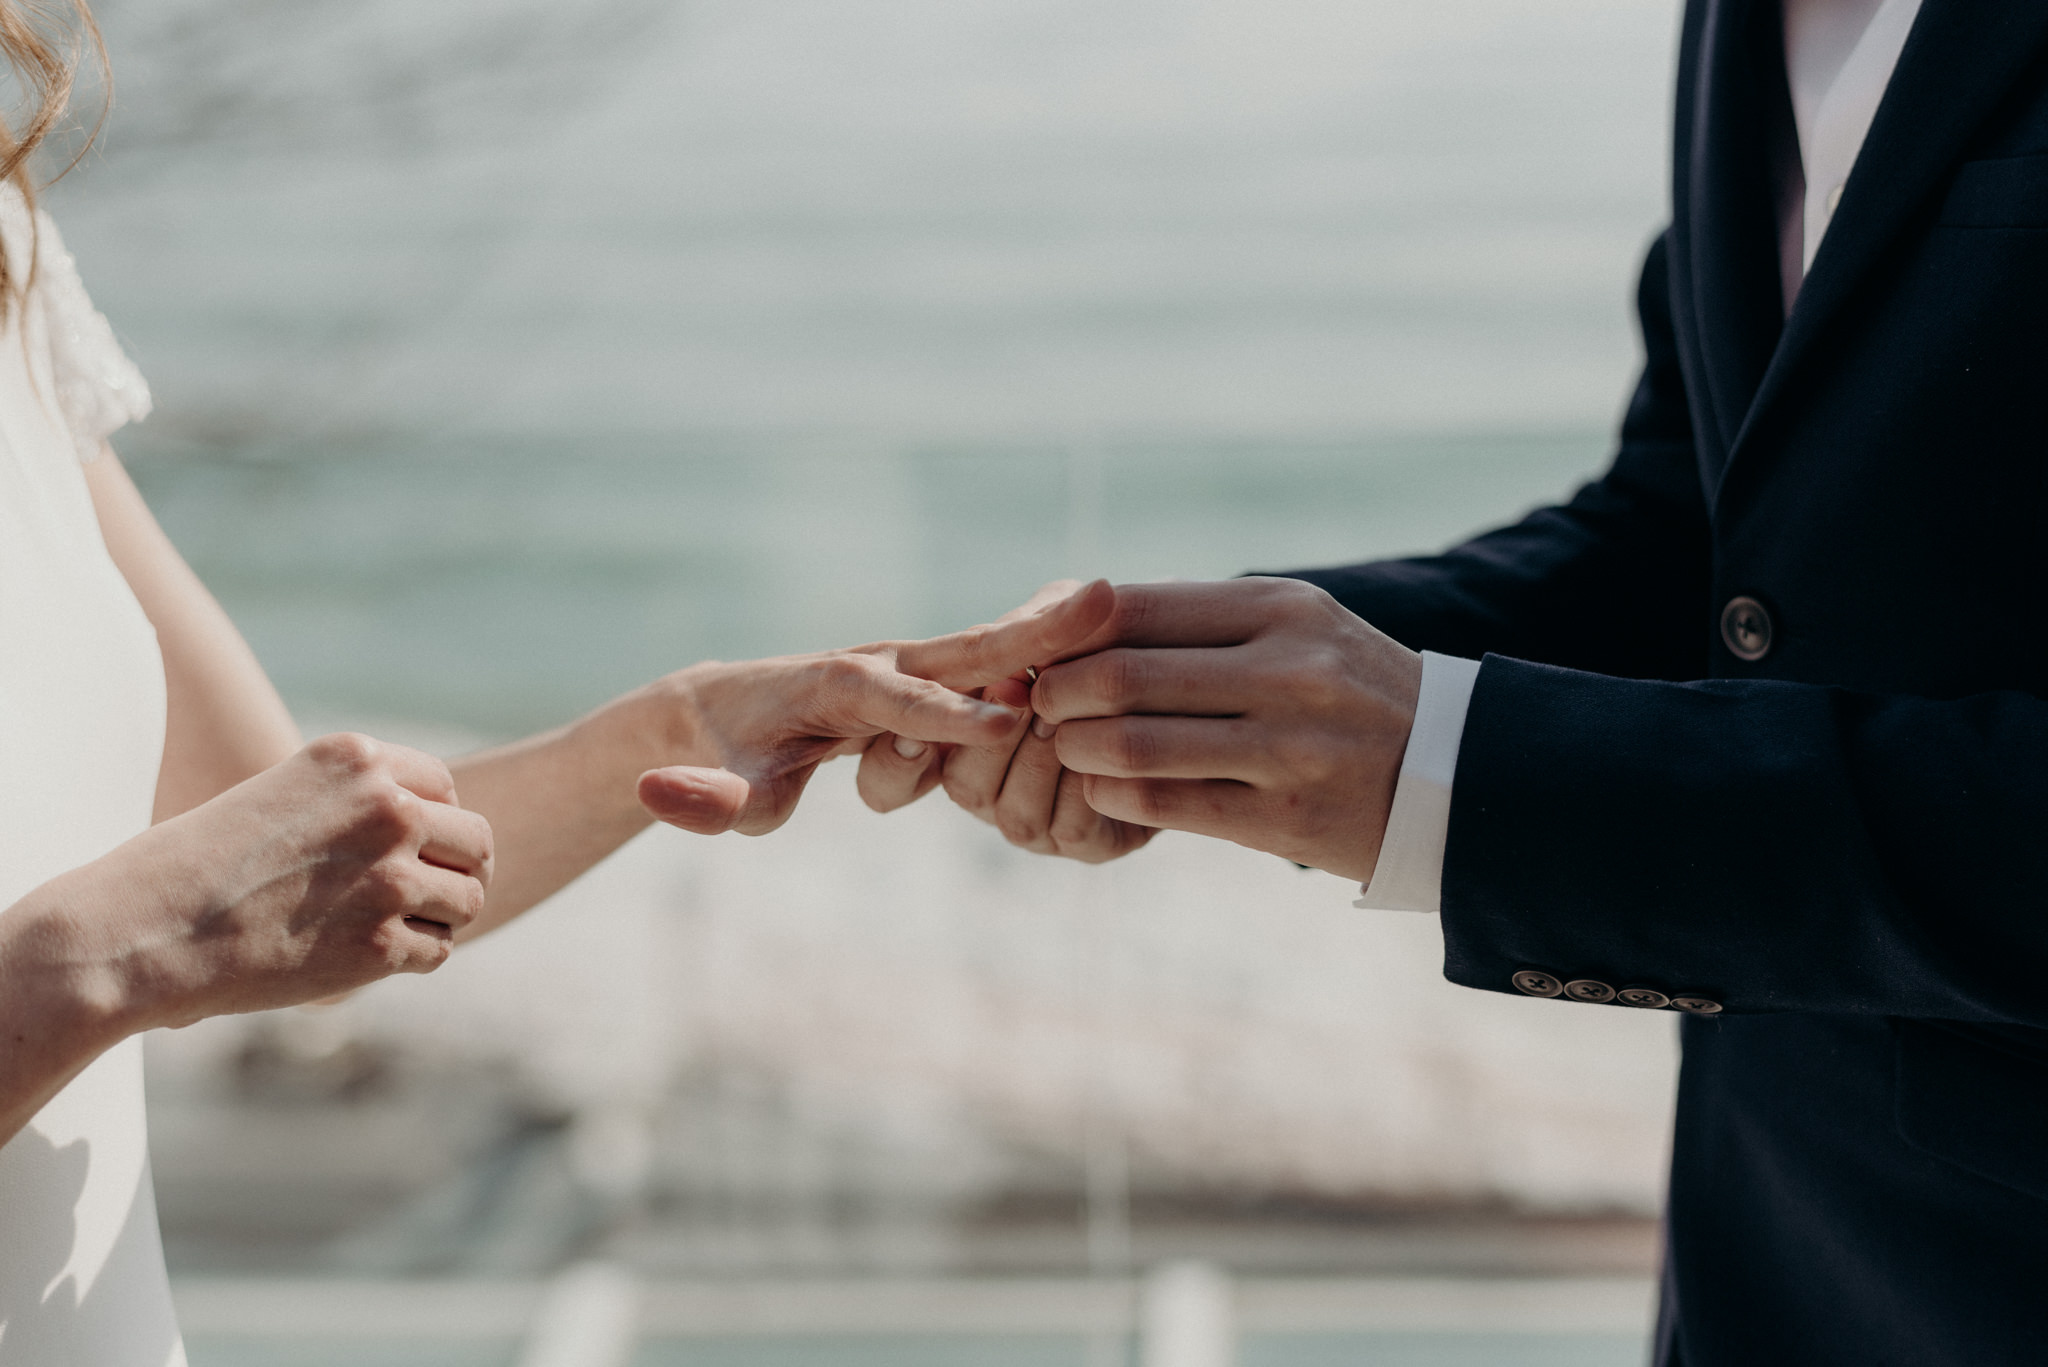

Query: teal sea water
119 431 1605 732
55 0 1679 735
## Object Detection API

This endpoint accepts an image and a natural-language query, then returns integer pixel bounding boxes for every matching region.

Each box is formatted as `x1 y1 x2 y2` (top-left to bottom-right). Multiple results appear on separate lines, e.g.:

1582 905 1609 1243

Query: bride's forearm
0 874 148 1148
83 451 302 825
447 674 704 937
448 584 1115 935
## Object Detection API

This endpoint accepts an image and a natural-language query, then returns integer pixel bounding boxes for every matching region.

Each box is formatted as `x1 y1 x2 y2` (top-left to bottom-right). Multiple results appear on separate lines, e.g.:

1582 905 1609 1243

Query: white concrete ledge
173 1275 1655 1339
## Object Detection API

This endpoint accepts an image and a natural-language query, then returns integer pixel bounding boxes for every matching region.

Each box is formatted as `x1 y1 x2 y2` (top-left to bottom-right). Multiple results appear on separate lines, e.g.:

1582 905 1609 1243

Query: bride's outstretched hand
856 579 1155 864
636 580 1114 837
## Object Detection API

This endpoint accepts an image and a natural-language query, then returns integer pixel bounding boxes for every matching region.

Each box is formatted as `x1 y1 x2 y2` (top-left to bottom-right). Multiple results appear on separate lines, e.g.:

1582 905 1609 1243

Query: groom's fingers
1077 579 1302 651
1032 646 1258 724
638 766 752 835
1053 716 1275 783
894 580 1115 688
1079 774 1268 847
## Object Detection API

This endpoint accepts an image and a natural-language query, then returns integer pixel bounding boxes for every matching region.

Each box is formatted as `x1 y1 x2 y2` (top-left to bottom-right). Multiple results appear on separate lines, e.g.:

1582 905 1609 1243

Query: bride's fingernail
893 736 929 760
1032 716 1056 740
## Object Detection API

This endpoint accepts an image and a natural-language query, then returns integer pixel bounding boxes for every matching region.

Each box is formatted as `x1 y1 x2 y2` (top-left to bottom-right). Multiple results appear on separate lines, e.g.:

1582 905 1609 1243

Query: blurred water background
50 0 1684 1361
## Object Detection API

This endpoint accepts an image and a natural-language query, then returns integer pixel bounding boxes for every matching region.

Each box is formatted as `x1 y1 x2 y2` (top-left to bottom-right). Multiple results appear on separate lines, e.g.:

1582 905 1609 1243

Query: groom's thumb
639 766 751 835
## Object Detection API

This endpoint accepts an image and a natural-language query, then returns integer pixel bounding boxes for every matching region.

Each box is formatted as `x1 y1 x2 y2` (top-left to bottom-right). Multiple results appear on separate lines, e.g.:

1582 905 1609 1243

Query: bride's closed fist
66 733 493 1031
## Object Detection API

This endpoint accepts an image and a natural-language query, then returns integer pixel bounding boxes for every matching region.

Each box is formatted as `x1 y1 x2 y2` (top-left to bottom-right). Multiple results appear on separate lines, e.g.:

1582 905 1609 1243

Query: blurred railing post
516 1261 640 1367
1140 1261 1236 1367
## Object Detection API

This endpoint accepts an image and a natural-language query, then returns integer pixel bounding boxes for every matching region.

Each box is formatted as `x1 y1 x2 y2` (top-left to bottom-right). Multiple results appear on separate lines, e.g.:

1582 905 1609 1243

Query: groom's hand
1032 578 1420 883
636 580 1115 837
856 581 1156 863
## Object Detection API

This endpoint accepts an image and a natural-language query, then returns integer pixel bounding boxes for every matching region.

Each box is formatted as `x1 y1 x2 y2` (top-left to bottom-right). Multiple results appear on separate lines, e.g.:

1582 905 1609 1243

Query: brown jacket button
1671 995 1724 1015
1616 986 1670 1009
1512 970 1564 998
1564 979 1617 1004
1721 596 1773 661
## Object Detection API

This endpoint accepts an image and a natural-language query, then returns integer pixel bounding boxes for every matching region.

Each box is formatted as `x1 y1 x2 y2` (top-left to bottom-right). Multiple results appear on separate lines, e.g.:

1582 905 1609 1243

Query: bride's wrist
0 887 130 1142
0 873 151 1069
615 665 718 771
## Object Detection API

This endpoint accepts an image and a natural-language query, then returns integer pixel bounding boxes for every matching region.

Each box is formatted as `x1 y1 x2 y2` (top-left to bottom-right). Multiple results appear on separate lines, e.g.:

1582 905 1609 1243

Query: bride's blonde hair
0 0 107 300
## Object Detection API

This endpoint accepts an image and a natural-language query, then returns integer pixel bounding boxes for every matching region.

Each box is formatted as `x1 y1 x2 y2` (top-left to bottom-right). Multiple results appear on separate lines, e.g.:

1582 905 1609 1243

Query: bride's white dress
0 188 184 1366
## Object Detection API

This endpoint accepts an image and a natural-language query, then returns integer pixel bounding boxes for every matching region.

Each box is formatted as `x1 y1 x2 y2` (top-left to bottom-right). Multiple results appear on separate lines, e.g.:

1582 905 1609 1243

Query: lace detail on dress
38 213 152 461
0 186 153 461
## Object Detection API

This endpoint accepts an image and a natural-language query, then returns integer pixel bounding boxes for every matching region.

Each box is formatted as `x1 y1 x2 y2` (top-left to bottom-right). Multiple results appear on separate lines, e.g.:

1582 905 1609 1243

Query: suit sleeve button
1616 987 1670 1009
1671 995 1724 1015
1512 970 1564 997
1564 979 1617 1003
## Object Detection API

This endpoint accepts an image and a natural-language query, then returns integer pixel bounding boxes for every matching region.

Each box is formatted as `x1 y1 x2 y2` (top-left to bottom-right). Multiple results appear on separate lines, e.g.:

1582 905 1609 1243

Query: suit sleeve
1444 660 2048 1026
1264 229 2048 1027
1265 231 1713 683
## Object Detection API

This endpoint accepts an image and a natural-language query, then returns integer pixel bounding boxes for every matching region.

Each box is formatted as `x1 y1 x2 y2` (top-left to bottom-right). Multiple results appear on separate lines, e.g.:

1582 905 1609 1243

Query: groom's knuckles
1056 715 1228 779
1083 774 1241 835
1031 651 1125 722
1079 775 1176 828
1037 646 1233 721
1090 577 1331 650
1093 649 1152 710
1086 581 1250 649
1060 716 1160 777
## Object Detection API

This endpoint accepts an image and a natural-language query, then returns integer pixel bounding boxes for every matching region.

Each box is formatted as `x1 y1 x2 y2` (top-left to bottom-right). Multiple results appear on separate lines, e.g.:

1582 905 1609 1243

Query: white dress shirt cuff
1354 651 1482 914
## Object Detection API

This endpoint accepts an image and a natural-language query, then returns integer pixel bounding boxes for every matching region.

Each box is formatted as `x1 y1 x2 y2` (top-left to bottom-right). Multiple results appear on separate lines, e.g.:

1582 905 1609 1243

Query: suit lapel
1724 0 2048 480
1678 0 1788 486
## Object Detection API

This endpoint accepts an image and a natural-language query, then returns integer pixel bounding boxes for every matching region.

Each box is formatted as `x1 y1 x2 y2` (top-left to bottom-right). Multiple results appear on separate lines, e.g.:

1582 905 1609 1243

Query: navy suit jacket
1278 1 2048 1360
